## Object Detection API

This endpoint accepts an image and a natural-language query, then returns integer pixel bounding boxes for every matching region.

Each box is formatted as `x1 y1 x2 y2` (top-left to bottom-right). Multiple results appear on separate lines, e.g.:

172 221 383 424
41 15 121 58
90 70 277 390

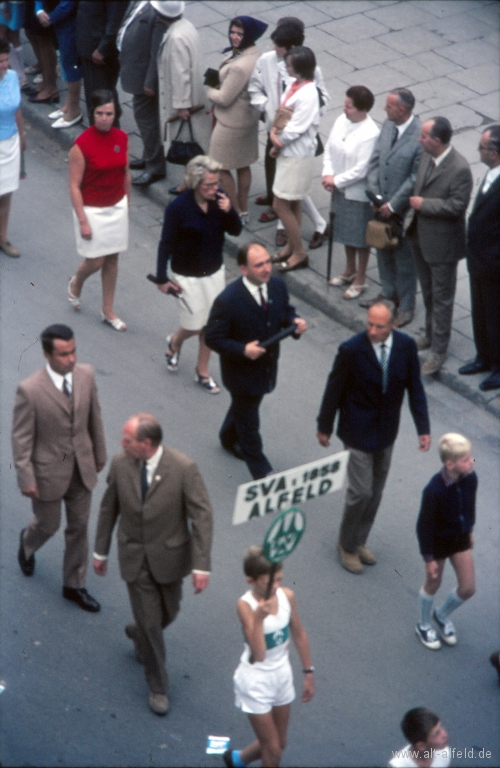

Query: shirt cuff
388 202 395 212
192 569 210 575
93 552 108 561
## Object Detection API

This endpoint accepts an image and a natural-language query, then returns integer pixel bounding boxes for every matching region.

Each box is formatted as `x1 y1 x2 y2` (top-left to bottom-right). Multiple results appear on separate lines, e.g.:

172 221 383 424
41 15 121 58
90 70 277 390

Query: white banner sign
232 450 349 525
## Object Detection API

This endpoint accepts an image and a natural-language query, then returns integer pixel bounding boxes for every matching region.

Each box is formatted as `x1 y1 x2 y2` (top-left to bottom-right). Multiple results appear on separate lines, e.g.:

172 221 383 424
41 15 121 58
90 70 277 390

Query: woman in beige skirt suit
206 16 267 221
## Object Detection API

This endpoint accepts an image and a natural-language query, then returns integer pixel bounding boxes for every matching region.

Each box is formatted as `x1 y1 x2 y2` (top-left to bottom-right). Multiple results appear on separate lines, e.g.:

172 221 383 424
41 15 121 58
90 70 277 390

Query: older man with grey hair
362 88 421 328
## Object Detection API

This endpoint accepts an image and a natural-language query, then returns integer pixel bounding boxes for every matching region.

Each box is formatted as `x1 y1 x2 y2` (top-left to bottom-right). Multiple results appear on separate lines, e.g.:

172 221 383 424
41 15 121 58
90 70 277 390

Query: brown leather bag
271 105 294 132
365 219 400 250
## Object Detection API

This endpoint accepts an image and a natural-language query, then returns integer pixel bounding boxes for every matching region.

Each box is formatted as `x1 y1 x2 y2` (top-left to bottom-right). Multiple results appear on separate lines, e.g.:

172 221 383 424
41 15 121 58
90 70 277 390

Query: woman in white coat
322 85 379 299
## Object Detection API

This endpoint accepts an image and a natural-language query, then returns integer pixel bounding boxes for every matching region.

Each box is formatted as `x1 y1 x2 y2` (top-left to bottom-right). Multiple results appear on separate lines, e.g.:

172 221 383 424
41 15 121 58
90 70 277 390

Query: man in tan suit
12 324 107 612
93 413 213 716
407 116 472 375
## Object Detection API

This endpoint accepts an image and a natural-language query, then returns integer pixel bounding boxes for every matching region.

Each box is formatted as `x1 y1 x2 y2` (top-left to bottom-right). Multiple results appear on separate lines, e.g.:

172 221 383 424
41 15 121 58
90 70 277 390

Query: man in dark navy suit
205 242 307 479
317 301 430 574
458 124 500 392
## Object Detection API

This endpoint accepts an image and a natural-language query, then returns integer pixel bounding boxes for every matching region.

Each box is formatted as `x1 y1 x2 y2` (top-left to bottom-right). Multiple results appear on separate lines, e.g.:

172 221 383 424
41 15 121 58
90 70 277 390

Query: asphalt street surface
0 128 498 767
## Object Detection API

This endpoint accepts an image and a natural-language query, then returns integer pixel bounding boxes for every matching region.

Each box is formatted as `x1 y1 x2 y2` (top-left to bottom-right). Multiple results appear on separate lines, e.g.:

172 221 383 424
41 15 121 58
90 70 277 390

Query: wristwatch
302 667 315 674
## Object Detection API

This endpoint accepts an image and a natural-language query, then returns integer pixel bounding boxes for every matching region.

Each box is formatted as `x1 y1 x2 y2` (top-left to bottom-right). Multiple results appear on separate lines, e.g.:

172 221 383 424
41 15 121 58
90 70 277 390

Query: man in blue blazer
317 301 430 574
459 124 500 391
205 242 307 479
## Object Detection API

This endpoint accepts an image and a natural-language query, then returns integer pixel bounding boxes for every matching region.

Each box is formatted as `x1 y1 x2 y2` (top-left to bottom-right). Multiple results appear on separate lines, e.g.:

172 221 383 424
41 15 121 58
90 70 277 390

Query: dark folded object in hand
259 325 298 349
204 67 220 87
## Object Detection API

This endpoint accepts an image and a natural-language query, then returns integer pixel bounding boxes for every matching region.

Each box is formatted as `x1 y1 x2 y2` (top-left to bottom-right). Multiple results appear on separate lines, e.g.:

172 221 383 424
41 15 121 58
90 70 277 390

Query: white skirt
170 264 225 331
0 133 20 195
72 195 128 259
273 155 315 200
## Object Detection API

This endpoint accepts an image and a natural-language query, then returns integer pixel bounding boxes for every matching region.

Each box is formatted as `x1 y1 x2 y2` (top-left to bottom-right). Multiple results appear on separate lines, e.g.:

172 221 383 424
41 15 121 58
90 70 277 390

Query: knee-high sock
419 587 434 628
435 587 464 622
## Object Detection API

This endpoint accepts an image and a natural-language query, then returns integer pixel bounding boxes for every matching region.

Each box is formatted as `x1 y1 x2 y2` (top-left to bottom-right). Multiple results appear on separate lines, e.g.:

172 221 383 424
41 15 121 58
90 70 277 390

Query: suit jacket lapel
40 368 73 416
473 173 500 212
144 449 169 501
237 277 266 320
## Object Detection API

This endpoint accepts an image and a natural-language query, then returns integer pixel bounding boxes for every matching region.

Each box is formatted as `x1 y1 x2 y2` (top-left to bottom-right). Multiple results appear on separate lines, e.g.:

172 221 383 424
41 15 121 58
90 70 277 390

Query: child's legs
243 705 291 767
422 559 446 596
449 549 475 600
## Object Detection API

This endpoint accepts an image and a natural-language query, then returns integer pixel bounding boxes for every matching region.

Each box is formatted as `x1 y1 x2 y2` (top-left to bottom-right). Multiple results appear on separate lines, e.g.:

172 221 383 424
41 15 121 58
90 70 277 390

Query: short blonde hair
438 433 471 463
185 155 222 189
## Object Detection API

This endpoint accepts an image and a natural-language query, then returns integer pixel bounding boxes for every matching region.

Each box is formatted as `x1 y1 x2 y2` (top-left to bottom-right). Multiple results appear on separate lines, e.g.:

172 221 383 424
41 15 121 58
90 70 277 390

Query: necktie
424 158 435 185
140 460 148 501
258 287 268 310
62 376 71 397
390 124 398 148
380 343 388 393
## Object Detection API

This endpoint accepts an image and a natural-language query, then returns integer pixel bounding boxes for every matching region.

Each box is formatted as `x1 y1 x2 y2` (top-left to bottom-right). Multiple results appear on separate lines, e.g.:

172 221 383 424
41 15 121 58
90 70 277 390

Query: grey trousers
411 239 457 354
376 236 417 312
132 93 165 176
127 561 182 694
339 445 393 553
24 461 92 588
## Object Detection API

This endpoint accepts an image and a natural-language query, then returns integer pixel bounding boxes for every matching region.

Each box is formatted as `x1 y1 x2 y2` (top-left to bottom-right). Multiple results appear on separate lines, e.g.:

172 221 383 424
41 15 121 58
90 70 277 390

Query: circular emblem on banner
263 507 305 564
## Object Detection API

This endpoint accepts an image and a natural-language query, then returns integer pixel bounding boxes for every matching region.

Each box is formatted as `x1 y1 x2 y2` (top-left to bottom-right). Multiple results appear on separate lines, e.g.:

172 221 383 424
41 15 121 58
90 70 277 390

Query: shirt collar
145 445 163 473
371 332 393 356
395 113 414 138
242 276 268 303
483 165 500 192
46 363 73 392
441 466 456 486
433 144 452 168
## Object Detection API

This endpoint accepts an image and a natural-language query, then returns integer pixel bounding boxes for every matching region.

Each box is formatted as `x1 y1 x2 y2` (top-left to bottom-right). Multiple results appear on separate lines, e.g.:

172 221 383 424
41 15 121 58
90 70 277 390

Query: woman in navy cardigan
155 155 242 393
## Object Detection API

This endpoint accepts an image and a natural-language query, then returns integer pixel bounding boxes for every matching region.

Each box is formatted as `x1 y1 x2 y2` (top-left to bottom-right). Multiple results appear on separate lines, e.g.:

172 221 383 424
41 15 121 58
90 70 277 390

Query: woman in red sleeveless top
68 89 130 330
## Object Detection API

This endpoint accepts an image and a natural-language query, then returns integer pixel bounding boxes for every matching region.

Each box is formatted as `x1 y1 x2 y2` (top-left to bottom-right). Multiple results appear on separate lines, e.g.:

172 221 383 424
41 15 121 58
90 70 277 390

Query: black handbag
166 118 204 166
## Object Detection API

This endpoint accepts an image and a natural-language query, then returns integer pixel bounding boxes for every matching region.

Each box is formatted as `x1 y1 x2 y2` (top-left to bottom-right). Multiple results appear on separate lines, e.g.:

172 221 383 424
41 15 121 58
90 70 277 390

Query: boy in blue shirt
415 433 477 650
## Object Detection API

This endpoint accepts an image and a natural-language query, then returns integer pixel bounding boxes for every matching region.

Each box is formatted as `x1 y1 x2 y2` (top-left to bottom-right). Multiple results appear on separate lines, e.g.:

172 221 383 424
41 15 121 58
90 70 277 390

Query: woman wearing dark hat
206 16 267 223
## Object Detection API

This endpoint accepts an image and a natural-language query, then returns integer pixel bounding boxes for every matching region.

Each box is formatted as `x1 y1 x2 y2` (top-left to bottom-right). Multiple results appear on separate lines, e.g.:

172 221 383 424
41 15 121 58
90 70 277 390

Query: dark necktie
140 460 148 501
390 124 398 148
62 376 71 397
380 343 388 393
258 287 268 310
424 158 435 185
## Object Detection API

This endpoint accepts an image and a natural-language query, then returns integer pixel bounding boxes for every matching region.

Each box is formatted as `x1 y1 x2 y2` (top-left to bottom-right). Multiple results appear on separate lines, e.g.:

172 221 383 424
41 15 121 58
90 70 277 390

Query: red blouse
75 126 128 207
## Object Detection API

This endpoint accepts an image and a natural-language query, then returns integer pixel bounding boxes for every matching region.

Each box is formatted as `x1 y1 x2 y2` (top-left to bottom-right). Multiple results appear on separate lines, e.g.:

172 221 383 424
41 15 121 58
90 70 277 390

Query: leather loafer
458 360 489 375
62 587 100 612
18 529 35 576
129 158 145 170
479 372 500 391
277 256 309 273
309 224 330 249
132 171 166 187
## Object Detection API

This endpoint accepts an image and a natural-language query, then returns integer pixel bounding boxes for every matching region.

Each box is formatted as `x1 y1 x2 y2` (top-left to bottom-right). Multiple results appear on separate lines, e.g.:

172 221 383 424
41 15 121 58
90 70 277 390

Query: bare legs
169 327 213 378
272 197 307 267
70 253 122 321
29 34 58 100
423 550 476 601
0 192 13 246
343 245 370 288
219 167 251 214
239 705 291 767
62 79 82 121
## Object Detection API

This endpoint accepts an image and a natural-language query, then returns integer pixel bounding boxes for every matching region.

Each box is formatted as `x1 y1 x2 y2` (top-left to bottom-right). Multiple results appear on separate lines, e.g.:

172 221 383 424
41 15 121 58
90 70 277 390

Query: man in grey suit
408 117 473 375
118 1 166 186
12 324 107 612
93 413 213 716
362 88 421 327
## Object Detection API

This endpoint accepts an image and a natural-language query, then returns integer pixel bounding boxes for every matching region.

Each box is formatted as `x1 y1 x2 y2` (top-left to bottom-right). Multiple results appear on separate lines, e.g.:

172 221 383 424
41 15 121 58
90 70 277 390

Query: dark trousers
81 56 120 126
339 445 393 553
412 240 457 354
469 275 500 372
127 561 182 694
132 93 165 175
219 393 272 479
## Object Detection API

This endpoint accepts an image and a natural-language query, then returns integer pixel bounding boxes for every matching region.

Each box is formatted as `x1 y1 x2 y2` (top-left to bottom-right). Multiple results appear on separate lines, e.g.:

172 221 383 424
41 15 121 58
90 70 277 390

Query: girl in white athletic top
224 545 314 768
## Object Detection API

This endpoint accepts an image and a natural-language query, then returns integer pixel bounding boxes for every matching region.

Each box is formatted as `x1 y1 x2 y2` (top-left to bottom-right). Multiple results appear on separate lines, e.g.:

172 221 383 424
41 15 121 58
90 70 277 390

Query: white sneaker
415 624 441 650
433 610 457 646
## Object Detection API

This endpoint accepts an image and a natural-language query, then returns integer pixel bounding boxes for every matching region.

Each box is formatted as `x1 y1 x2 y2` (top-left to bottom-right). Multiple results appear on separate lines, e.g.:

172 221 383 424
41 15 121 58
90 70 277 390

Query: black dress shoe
18 529 35 576
458 360 489 375
132 171 166 187
129 158 145 170
277 256 309 272
479 372 500 391
62 587 100 612
221 440 245 460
